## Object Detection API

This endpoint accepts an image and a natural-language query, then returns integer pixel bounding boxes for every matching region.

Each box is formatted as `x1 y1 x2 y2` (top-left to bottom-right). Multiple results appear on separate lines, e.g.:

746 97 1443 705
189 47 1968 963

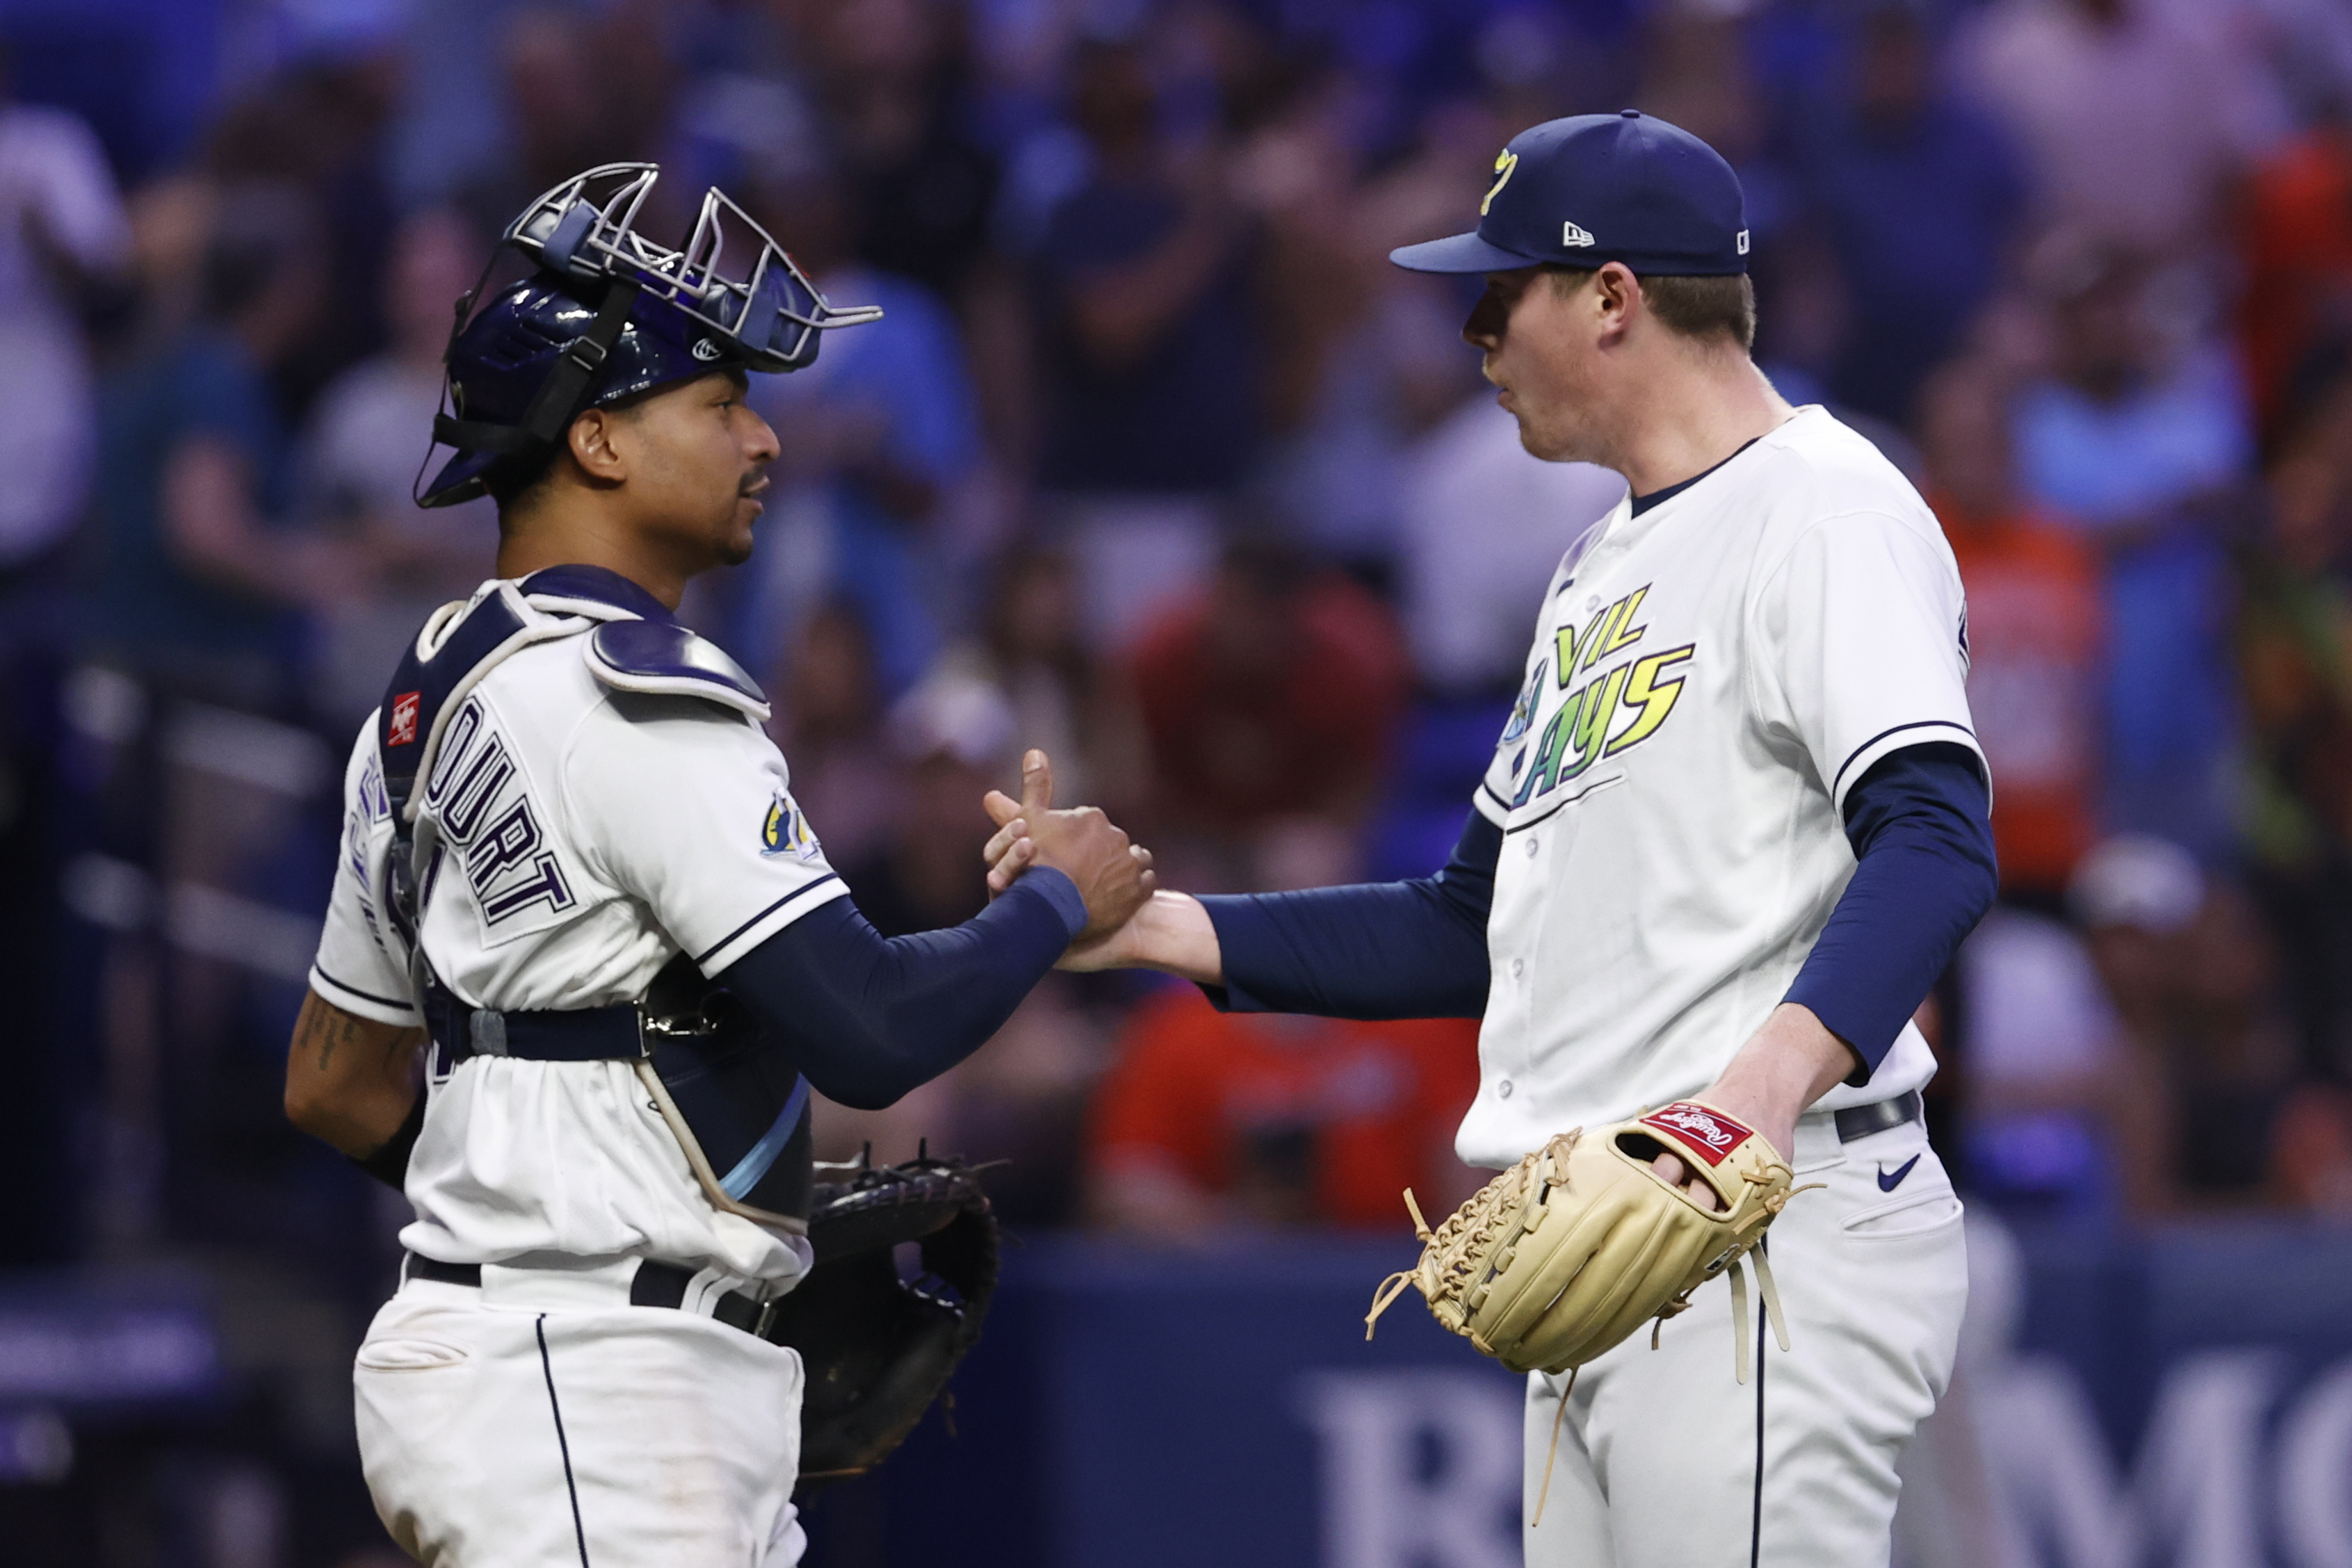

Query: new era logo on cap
1563 221 1595 247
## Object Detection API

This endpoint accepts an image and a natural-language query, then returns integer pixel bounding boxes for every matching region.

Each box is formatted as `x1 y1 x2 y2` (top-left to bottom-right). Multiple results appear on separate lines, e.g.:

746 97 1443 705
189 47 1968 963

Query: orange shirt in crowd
2239 128 2352 441
1088 986 1480 1230
1933 491 2106 895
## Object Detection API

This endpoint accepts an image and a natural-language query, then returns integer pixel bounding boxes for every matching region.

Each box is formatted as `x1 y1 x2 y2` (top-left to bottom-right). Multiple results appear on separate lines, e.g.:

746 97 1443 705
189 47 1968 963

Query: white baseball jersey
1458 406 1982 1170
309 571 847 1285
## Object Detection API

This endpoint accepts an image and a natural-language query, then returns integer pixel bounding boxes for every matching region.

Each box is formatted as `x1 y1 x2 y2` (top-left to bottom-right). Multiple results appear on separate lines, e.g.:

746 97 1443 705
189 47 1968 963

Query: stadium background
2 0 2352 1562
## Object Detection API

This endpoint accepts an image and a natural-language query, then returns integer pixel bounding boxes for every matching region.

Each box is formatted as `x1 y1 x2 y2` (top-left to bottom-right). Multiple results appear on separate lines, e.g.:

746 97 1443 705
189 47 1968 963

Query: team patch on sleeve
761 792 822 861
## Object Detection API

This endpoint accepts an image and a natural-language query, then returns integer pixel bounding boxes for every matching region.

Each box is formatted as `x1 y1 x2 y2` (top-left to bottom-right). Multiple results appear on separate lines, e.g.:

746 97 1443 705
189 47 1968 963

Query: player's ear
1593 262 1641 340
567 407 629 486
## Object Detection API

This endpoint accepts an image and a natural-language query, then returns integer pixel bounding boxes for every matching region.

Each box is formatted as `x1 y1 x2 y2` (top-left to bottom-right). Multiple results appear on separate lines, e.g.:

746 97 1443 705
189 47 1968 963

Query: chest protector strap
378 584 814 1234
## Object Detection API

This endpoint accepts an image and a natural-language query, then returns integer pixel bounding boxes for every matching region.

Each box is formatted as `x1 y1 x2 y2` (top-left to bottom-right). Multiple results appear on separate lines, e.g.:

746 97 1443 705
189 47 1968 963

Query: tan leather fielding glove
1366 1100 1808 1384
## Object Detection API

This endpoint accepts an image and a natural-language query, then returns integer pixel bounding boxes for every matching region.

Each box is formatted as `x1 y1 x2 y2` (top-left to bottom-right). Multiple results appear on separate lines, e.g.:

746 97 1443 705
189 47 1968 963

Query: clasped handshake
978 749 1215 979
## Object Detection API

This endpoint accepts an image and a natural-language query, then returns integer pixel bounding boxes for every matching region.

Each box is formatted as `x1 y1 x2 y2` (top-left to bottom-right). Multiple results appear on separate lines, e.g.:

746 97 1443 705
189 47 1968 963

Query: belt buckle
471 1010 508 1056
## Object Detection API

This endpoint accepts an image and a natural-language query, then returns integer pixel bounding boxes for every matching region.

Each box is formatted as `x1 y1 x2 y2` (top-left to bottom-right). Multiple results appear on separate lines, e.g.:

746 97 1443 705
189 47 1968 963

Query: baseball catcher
282 162 1149 1566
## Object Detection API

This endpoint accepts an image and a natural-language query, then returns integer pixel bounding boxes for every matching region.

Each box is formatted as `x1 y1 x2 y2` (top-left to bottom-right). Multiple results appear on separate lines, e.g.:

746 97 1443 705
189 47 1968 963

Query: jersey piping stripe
1828 720 1978 799
535 1315 594 1568
690 873 843 967
1749 1235 1769 1568
311 963 419 1015
1479 781 1516 813
1502 773 1624 835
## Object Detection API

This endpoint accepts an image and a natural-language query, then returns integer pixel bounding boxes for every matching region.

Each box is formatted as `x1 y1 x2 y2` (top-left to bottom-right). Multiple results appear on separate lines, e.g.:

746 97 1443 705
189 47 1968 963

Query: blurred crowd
14 0 2352 1557
6 0 2352 1473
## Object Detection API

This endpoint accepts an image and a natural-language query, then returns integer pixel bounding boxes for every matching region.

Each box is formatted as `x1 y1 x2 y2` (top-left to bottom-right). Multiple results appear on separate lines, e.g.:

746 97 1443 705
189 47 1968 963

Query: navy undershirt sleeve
718 869 1087 1109
1195 811 1498 1019
1191 742 1993 1070
1785 742 1998 1081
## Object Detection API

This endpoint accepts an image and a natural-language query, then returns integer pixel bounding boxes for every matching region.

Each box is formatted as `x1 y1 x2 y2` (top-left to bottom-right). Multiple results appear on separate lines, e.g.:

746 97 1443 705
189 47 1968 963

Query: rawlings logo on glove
1639 1101 1750 1163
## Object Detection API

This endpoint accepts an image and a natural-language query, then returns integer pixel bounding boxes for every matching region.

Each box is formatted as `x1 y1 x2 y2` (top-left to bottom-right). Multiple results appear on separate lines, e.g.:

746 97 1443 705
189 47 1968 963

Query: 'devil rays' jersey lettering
1510 583 1696 808
423 696 576 927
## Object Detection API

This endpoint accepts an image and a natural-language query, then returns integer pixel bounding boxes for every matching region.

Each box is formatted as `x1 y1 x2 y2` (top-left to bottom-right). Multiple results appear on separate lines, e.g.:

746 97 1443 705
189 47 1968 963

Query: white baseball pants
1523 1108 1968 1568
355 1268 806 1567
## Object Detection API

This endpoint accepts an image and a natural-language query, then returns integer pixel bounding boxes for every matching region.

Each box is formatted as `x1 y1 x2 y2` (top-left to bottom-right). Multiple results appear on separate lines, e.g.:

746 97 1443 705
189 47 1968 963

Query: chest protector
376 581 813 1233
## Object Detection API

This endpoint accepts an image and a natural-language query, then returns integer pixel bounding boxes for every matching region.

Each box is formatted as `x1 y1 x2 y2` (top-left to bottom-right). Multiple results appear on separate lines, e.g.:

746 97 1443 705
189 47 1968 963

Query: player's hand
1653 1004 1860 1210
982 798 1152 968
982 751 1155 944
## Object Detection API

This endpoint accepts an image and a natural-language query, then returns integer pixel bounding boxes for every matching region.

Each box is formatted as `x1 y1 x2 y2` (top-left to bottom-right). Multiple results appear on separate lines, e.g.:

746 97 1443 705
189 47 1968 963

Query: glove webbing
1364 1130 1581 1344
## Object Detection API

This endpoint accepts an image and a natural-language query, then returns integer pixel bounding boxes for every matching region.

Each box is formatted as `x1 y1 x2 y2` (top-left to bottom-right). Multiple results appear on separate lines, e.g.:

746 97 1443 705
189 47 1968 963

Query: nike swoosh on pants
1877 1154 1922 1193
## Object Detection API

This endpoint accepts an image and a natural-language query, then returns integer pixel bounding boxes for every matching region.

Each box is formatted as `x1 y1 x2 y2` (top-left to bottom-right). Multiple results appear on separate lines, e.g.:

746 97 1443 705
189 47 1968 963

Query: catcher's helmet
420 163 881 508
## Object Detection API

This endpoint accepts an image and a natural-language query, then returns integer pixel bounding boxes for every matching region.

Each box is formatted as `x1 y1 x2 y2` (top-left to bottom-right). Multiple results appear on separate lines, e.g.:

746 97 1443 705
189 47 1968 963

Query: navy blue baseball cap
1390 111 1749 277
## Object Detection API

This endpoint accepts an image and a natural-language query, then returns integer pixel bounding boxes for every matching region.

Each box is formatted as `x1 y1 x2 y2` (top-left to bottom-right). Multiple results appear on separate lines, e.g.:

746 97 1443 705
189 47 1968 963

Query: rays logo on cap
1481 149 1520 217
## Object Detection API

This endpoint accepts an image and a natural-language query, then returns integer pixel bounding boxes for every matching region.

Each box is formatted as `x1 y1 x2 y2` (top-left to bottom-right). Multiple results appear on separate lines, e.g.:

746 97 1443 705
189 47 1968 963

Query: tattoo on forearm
293 995 423 1078
298 999 359 1072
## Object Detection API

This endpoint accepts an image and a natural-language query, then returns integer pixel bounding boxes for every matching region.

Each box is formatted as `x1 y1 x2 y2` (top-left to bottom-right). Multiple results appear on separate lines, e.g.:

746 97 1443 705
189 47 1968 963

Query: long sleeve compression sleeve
719 869 1087 1109
1194 812 1498 1019
1785 741 1997 1077
1194 744 1994 1056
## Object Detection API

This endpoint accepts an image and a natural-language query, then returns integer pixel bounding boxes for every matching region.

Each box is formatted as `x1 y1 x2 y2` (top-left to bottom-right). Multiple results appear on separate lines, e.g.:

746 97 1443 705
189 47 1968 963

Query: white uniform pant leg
1523 1364 1617 1568
1523 1115 1968 1568
354 1282 805 1567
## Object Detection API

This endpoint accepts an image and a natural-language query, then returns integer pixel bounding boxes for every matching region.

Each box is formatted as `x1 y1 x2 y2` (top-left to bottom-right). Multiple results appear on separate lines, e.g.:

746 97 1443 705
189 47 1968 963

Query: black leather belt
404 1254 770 1337
1833 1090 1922 1143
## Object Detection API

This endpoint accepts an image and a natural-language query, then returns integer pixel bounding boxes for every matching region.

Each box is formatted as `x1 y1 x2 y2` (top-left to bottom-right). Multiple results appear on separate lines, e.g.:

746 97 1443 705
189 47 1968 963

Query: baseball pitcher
987 113 1995 1567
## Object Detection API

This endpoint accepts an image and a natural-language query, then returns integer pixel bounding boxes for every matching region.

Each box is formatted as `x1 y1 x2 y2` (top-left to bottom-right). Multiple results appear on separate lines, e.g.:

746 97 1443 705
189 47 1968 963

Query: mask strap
518 275 643 446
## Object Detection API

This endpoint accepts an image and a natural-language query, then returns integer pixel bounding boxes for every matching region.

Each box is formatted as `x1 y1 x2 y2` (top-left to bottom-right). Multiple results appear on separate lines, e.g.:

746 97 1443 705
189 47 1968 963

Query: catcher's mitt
1365 1101 1812 1386
758 1150 998 1485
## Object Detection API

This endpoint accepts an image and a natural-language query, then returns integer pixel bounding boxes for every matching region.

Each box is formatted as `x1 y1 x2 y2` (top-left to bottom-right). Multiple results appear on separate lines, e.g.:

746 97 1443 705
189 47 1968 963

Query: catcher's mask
417 163 882 509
